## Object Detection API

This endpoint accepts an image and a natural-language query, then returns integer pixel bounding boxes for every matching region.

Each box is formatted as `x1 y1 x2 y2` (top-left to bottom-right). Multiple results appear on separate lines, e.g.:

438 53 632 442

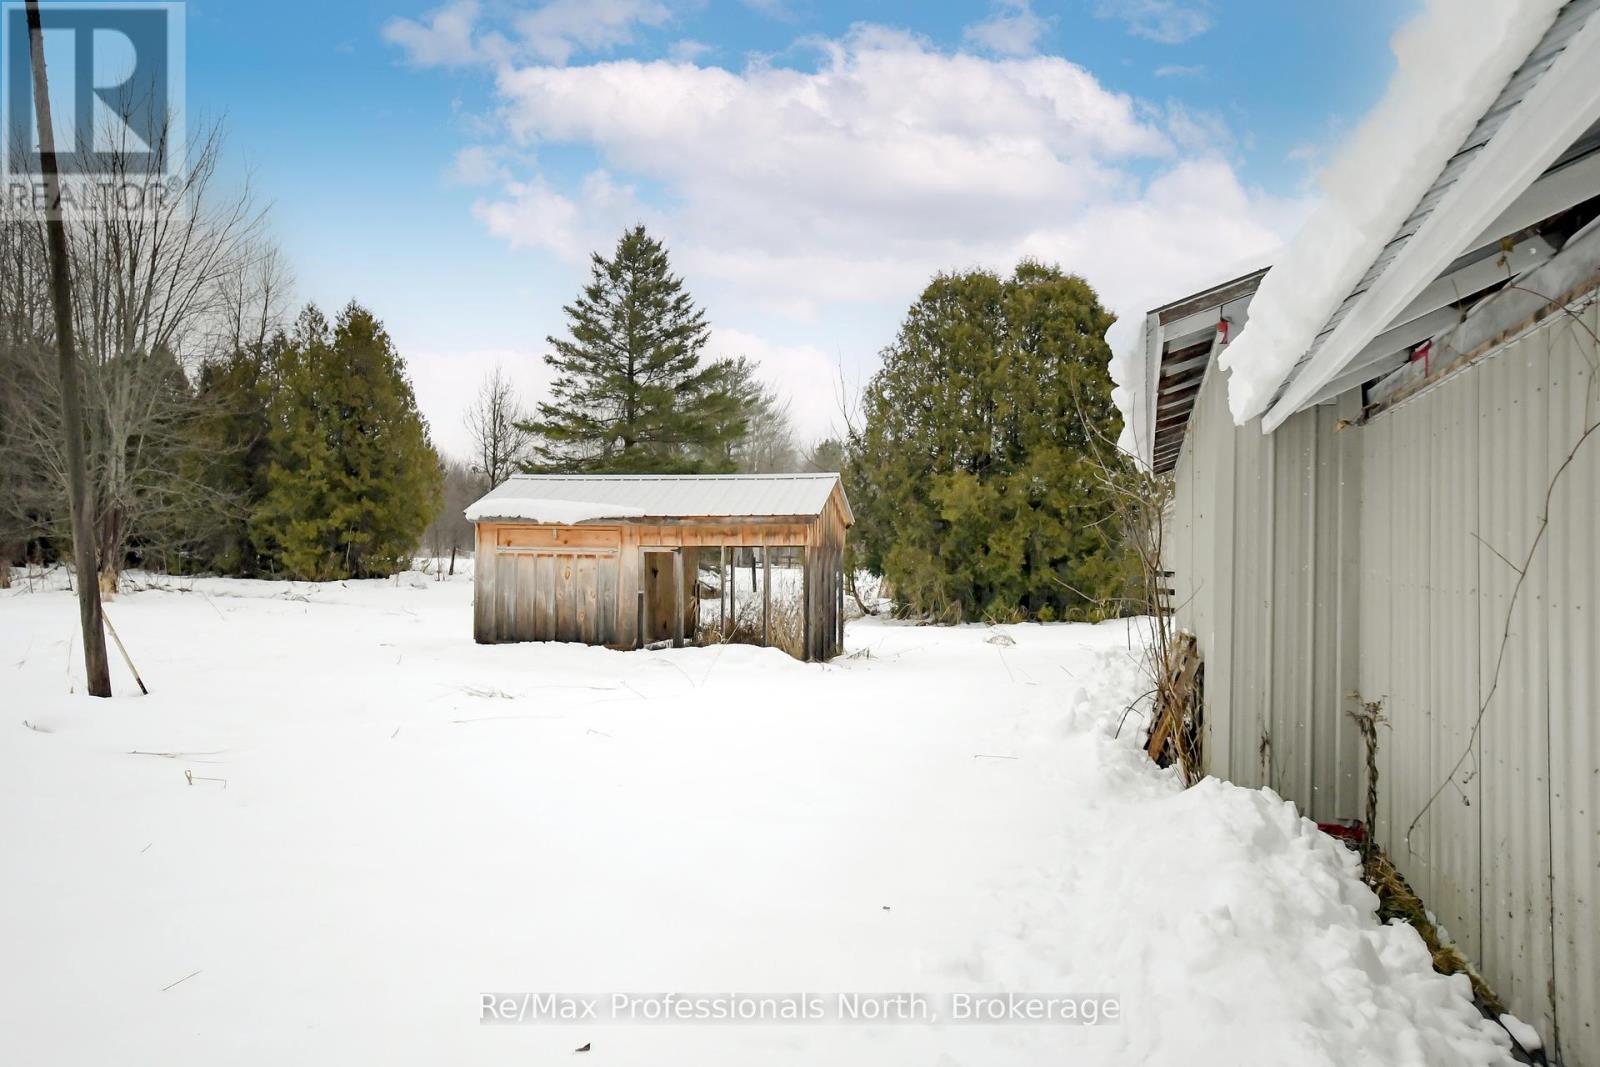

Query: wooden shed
466 473 854 661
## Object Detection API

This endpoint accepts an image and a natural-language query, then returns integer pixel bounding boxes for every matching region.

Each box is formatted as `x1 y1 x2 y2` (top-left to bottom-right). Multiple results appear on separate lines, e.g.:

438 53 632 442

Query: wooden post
102 610 147 695
672 549 685 649
762 547 772 646
636 589 645 649
719 544 727 637
802 544 813 661
26 0 110 698
836 552 845 654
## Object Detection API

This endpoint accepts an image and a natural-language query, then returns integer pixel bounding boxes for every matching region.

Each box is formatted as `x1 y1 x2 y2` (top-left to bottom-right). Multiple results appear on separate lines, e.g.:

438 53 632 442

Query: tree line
2 119 1132 618
0 138 827 587
0 124 447 587
481 227 1138 622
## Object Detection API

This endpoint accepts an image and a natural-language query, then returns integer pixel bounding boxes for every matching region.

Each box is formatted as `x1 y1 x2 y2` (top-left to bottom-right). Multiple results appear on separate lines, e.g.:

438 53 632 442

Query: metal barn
466 473 853 661
1123 4 1600 1060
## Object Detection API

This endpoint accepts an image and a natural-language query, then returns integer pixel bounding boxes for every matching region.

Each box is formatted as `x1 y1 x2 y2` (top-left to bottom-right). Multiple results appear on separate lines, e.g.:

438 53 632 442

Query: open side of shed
466 474 852 661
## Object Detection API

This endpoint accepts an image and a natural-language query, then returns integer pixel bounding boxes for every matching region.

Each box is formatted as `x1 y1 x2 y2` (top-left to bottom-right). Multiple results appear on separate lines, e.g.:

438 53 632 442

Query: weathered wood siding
473 481 852 660
474 524 624 645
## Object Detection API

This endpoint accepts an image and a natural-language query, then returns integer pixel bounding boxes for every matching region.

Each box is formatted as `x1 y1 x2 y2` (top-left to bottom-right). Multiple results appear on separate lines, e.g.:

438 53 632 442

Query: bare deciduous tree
465 367 535 488
0 115 273 593
421 458 485 577
732 393 799 473
20 0 109 692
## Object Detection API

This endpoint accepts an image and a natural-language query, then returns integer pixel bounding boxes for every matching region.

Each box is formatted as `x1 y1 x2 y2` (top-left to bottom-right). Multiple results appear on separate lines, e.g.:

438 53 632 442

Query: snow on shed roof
465 473 853 526
1219 0 1600 431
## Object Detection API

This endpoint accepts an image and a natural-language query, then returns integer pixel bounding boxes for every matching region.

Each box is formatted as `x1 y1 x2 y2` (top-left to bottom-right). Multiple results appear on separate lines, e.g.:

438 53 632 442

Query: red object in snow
1318 821 1367 850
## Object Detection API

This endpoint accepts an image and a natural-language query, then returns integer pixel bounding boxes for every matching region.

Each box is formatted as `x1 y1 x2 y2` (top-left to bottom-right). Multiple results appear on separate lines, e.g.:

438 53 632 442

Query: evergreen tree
850 261 1129 622
253 303 442 579
803 437 846 473
523 225 743 472
700 355 799 473
172 341 278 574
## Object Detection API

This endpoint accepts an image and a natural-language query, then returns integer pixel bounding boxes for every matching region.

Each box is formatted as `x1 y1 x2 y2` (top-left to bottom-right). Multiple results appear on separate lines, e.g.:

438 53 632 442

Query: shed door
497 550 617 644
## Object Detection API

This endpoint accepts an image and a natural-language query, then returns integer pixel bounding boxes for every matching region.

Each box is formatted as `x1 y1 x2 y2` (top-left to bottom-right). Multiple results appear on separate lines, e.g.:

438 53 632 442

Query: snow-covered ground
1 569 1515 1065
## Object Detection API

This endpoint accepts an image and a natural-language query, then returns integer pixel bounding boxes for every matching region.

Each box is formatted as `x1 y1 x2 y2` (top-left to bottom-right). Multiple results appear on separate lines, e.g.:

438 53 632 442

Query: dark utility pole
26 0 112 697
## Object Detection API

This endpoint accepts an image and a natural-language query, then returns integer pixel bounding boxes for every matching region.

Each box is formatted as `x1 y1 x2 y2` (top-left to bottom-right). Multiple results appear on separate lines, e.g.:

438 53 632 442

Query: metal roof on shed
466 473 852 525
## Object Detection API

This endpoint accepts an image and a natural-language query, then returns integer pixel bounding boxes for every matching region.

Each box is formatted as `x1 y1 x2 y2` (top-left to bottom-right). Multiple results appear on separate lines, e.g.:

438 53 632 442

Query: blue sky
174 0 1417 456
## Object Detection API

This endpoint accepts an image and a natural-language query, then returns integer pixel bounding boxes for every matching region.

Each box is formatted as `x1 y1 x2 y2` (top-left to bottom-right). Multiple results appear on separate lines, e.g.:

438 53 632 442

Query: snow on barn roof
1217 0 1600 432
464 473 853 526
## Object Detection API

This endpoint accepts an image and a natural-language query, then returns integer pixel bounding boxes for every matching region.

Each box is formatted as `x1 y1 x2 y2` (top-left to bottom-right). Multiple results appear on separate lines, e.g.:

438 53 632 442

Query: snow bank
1218 0 1565 424
462 496 646 524
0 580 1518 1064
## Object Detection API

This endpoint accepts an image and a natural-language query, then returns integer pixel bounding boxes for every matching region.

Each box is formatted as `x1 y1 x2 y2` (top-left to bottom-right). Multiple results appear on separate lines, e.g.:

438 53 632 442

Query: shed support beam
672 550 685 649
762 549 772 647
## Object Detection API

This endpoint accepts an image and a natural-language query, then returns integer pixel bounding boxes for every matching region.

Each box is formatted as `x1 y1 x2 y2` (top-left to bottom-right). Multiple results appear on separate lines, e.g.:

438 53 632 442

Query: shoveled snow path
0 572 1513 1065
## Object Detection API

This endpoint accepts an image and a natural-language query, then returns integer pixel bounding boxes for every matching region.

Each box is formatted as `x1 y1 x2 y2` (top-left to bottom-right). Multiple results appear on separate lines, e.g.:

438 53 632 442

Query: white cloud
1164 101 1234 154
396 21 1300 440
449 144 511 185
514 0 671 65
739 0 794 18
963 0 1049 57
1154 63 1205 78
472 169 643 262
384 0 672 69
668 38 713 63
383 1 490 68
1095 1 1212 45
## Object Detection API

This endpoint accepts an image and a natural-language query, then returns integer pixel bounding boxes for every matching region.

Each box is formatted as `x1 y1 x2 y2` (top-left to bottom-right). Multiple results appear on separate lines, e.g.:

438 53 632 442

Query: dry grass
696 591 807 660
1363 847 1503 1014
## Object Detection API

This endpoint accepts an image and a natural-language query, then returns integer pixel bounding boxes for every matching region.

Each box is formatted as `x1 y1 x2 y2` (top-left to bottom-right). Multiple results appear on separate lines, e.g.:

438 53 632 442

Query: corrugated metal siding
1172 295 1600 1061
1474 339 1553 1034
1168 352 1359 819
1547 300 1600 1061
1357 299 1600 1062
1228 395 1275 787
1268 411 1316 801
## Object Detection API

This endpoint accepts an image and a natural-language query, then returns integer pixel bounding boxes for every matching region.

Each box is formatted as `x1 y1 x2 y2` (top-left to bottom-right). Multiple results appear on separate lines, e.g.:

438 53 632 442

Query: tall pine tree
524 225 745 473
252 303 441 579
